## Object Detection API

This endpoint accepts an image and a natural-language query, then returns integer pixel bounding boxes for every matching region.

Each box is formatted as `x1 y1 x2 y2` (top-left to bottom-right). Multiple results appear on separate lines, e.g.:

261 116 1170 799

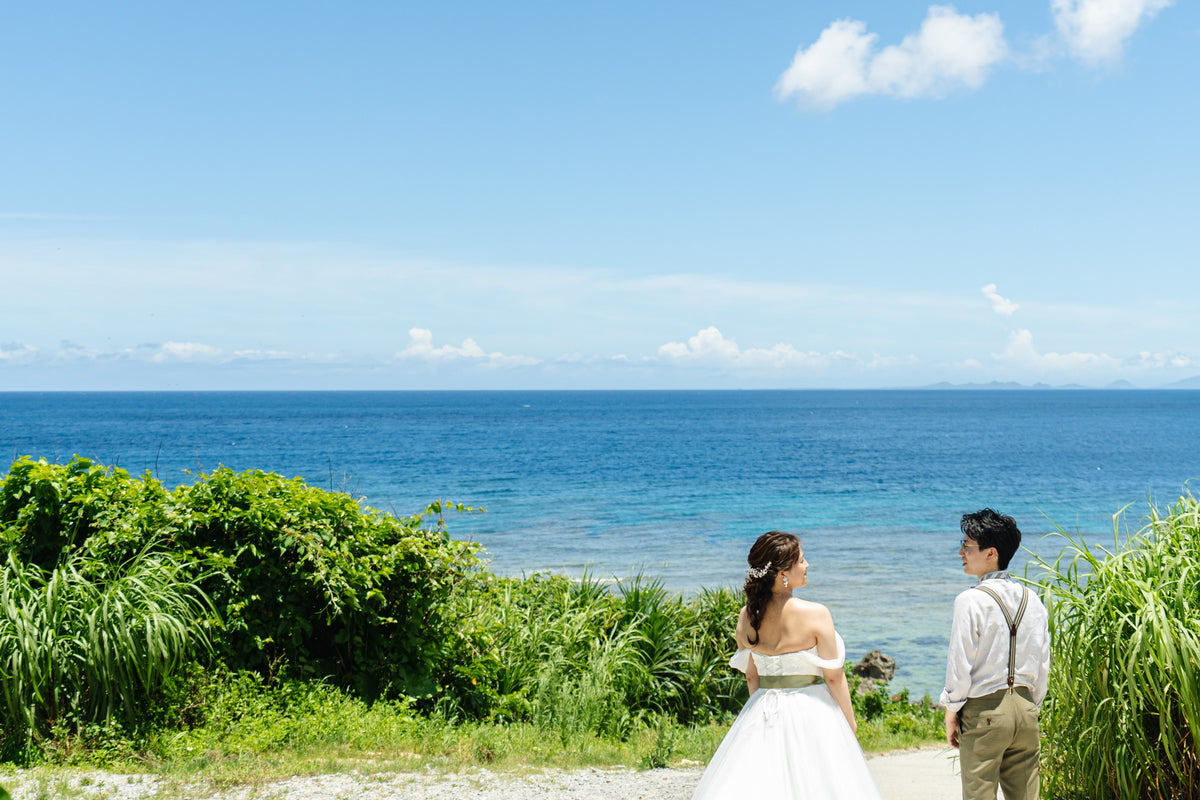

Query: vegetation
462 573 747 735
0 545 211 743
1031 493 1200 800
0 457 482 757
0 455 943 783
849 679 943 752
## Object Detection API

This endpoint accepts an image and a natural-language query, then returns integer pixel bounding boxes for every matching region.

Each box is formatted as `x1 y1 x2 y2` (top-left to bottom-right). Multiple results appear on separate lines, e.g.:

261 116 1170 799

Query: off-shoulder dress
689 632 884 799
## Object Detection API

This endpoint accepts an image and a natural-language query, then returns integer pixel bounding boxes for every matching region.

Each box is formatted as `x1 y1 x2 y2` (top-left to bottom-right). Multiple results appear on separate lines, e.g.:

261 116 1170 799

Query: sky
1 0 1197 390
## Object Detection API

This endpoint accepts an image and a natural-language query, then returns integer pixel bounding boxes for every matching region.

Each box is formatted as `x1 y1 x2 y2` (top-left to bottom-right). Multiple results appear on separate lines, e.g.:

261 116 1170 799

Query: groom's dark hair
961 508 1021 570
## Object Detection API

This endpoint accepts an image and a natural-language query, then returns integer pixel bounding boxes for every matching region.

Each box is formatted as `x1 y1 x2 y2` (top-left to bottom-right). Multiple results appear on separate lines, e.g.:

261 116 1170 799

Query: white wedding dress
690 633 884 799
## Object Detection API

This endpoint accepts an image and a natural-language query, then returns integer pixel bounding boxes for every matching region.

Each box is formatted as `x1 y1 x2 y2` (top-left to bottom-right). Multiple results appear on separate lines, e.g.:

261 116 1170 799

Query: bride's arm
812 606 857 735
745 655 760 695
822 664 856 735
735 607 760 694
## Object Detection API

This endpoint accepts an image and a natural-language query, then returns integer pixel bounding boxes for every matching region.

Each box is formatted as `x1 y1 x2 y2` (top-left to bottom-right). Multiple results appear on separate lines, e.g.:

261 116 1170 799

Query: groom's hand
944 708 960 749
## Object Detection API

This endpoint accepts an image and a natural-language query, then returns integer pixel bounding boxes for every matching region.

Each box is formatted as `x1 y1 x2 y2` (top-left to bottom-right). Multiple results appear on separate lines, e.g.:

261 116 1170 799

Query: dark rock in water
853 649 897 682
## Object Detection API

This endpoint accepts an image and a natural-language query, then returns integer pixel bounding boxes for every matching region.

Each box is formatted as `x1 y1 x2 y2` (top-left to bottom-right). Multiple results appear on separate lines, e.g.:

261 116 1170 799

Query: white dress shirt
939 571 1051 712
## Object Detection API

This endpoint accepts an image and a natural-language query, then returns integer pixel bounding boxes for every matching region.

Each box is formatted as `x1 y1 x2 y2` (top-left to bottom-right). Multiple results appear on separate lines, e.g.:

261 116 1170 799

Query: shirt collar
978 570 1012 583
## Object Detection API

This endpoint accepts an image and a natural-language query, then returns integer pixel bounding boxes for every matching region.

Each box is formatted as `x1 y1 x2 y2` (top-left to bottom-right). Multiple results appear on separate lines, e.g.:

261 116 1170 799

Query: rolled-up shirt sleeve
1033 619 1051 707
939 593 978 712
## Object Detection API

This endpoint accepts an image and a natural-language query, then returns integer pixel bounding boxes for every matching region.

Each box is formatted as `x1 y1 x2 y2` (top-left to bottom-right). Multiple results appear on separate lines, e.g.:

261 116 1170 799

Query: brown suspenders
975 584 1030 690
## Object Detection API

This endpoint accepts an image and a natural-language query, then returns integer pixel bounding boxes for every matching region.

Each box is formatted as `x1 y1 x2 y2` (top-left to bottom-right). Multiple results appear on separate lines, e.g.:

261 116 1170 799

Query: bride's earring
782 574 789 588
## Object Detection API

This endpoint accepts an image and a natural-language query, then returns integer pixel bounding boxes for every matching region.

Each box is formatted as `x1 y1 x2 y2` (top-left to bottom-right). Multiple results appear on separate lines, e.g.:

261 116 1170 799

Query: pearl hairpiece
746 561 771 580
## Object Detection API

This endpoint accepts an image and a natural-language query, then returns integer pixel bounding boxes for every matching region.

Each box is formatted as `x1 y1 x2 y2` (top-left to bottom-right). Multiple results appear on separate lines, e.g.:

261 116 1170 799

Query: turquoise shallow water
2 389 1197 696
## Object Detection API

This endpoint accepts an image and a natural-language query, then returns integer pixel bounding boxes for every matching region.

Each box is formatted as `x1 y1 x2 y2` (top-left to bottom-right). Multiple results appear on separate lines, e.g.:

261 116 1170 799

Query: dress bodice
729 632 846 677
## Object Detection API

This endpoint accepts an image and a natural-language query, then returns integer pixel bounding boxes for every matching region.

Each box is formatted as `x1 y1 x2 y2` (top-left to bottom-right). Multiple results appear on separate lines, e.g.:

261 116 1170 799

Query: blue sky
1 0 1196 390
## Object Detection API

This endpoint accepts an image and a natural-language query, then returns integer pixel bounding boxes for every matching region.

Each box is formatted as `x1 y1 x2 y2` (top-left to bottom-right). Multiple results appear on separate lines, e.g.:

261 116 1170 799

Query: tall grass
461 571 744 743
1031 495 1200 799
0 546 212 745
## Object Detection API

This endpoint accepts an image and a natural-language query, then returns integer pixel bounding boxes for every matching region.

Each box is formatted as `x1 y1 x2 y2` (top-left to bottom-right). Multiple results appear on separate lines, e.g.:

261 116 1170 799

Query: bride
690 530 884 799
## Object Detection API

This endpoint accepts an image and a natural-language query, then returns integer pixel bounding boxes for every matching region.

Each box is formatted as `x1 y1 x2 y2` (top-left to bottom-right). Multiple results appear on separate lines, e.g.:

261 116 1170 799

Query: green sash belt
758 675 823 689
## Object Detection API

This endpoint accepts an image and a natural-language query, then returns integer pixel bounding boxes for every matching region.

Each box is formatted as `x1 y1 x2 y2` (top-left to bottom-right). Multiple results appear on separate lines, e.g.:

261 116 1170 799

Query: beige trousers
958 687 1040 800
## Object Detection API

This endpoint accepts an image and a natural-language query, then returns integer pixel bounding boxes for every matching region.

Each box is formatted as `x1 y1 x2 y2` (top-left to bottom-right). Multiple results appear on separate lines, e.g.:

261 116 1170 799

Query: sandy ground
3 747 964 799
868 747 963 799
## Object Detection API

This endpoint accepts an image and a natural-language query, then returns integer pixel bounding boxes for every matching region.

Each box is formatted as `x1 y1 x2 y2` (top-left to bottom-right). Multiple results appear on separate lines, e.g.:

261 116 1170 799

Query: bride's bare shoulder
784 597 833 620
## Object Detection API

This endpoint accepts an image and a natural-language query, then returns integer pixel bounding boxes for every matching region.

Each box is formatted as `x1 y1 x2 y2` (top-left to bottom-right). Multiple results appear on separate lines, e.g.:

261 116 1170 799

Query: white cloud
1052 0 1172 64
0 341 338 367
152 342 223 363
775 20 877 110
52 340 107 361
657 327 853 369
869 7 1008 97
1132 350 1193 369
776 5 1007 110
995 329 1120 370
0 343 37 363
231 349 297 361
396 328 541 368
981 283 1019 316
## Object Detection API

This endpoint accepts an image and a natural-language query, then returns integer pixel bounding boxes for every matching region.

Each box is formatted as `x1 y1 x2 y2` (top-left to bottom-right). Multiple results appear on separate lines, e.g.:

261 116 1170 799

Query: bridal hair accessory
746 561 771 580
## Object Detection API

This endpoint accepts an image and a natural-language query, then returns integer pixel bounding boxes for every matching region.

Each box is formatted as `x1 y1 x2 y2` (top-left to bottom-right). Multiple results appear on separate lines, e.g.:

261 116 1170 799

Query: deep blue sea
2 390 1198 697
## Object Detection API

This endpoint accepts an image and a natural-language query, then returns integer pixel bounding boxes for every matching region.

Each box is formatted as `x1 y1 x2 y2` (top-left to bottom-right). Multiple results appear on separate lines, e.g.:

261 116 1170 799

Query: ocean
2 389 1197 697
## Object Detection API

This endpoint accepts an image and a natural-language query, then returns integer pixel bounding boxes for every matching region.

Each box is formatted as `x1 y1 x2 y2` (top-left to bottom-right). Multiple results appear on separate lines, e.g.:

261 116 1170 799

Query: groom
940 509 1050 800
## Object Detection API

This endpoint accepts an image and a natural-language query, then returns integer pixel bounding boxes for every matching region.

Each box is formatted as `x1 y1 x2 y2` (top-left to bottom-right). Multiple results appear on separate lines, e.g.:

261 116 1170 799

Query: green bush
164 467 484 703
1032 495 1200 800
849 673 940 728
0 457 486 713
0 457 168 570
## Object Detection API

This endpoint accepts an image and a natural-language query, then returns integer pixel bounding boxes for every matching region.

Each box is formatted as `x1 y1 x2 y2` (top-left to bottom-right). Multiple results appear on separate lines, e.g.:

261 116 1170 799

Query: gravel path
3 748 962 799
4 765 703 800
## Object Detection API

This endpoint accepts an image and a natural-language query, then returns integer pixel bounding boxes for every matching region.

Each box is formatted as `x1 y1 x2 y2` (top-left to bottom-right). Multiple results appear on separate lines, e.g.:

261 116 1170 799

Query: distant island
919 377 1200 390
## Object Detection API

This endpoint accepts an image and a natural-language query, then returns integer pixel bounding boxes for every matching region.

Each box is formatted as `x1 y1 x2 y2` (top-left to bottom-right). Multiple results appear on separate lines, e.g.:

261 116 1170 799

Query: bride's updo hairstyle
743 530 800 645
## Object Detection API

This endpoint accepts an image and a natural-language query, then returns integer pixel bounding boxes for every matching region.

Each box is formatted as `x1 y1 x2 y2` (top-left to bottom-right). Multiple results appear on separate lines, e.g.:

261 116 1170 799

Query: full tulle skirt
690 685 884 799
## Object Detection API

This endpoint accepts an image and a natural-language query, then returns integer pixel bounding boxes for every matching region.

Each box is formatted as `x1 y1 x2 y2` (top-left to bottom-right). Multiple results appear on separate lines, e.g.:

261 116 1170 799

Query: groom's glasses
959 539 981 551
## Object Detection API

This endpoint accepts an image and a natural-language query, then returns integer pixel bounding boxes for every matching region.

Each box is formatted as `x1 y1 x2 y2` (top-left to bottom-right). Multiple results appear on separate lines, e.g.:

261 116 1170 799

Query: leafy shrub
0 457 486 713
849 673 940 727
163 468 484 702
0 457 168 570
